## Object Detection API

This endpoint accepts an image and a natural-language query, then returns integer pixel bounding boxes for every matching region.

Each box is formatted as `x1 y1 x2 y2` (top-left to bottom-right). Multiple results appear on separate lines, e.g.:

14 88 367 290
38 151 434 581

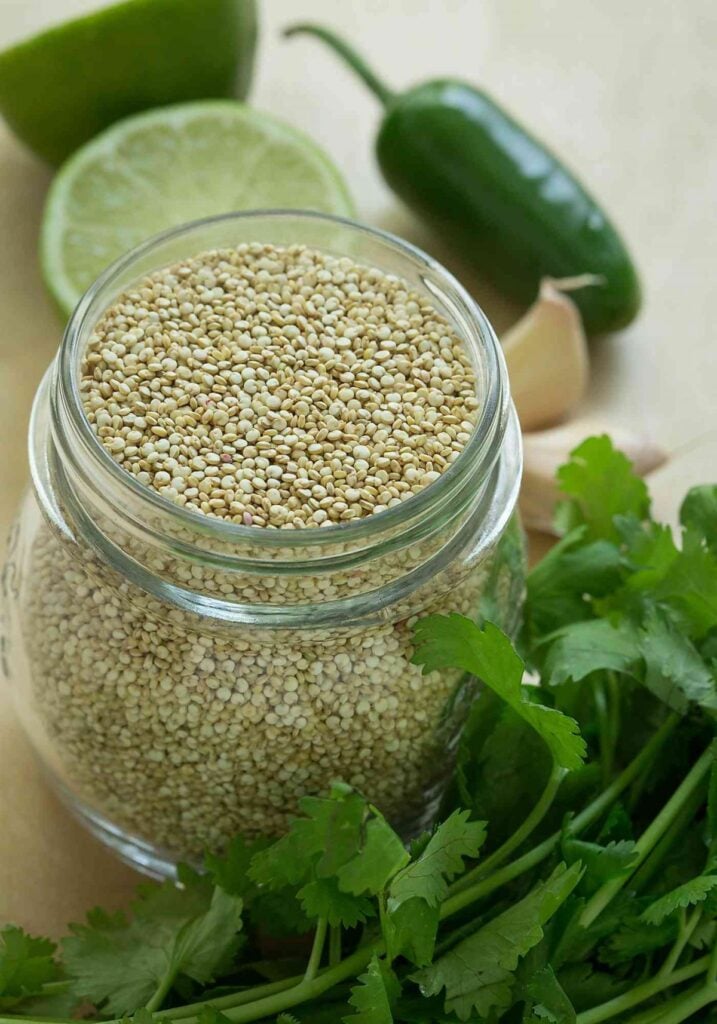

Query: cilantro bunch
3 436 717 1024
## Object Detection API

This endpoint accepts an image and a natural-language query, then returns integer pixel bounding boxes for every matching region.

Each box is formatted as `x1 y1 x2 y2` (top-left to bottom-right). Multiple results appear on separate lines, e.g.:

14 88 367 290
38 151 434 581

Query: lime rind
0 0 258 164
41 101 356 315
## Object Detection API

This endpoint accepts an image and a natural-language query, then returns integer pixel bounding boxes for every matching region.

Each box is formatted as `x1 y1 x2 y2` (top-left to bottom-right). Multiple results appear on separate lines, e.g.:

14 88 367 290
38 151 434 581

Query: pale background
0 0 715 934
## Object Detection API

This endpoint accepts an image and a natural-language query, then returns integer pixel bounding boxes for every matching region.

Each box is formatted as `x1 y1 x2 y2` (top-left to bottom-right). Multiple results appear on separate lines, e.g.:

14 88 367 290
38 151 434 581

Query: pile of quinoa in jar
16 238 522 861
81 245 478 526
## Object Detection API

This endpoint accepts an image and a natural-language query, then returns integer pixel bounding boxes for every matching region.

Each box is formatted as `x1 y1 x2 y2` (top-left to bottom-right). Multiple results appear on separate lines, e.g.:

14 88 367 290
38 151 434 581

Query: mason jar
1 212 525 878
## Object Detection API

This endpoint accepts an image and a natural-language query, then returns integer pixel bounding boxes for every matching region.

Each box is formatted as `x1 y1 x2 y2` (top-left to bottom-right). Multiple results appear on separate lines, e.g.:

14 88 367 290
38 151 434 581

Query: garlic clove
502 279 590 432
521 420 669 535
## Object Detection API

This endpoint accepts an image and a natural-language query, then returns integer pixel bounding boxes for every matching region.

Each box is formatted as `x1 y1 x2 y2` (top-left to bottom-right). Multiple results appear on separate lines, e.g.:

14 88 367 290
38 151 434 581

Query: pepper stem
283 23 395 106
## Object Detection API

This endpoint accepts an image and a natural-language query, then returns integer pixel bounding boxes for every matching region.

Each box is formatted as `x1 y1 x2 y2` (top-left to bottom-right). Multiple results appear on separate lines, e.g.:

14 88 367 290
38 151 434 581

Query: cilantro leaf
557 964 630 1013
249 786 366 890
298 877 374 928
544 620 639 686
0 926 60 1010
249 788 403 928
383 898 440 967
599 913 677 965
62 882 242 1015
639 609 717 712
680 485 717 555
641 875 717 925
555 436 650 542
336 816 409 897
205 835 269 898
526 964 576 1024
248 887 312 938
561 838 638 895
414 862 583 1019
525 528 623 639
413 617 585 770
389 811 486 909
343 955 399 1023
652 530 717 638
445 693 555 848
198 1008 233 1024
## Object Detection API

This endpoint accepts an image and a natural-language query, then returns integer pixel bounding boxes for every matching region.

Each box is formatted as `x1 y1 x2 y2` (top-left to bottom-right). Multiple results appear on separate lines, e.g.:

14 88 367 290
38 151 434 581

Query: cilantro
413 617 585 770
681 485 717 554
337 817 410 897
249 785 367 890
6 436 717 1024
525 529 623 639
652 529 717 637
249 787 406 927
561 838 638 895
383 898 440 967
639 608 717 712
598 915 678 966
343 955 400 1023
557 964 631 1012
62 882 242 1014
525 964 575 1024
0 927 59 1010
389 812 486 909
544 619 639 685
298 877 374 928
554 435 650 542
205 835 268 897
641 876 717 925
415 863 583 1019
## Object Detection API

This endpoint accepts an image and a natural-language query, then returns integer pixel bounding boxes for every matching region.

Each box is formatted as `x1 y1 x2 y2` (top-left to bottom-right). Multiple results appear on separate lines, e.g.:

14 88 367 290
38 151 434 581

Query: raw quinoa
80 244 479 527
19 243 515 854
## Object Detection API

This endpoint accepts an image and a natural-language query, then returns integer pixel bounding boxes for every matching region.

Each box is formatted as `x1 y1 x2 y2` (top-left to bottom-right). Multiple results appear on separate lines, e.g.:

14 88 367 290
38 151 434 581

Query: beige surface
1 0 715 936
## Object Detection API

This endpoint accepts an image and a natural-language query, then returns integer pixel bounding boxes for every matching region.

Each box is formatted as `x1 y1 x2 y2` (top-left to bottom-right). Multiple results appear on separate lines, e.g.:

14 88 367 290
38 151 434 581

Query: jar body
3 377 524 876
2 211 526 876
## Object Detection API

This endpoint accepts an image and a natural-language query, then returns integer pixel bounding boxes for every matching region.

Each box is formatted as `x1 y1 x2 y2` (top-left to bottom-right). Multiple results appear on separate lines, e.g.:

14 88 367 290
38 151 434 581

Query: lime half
40 101 356 315
0 0 257 165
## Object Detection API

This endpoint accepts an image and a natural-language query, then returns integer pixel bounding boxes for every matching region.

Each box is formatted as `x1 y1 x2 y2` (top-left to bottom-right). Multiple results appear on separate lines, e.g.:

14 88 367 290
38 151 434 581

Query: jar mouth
54 209 509 551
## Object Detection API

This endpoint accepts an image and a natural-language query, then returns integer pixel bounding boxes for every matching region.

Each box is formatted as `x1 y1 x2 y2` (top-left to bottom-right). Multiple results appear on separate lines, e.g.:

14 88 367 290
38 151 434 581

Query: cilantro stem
329 925 341 966
624 981 717 1024
442 715 679 919
216 942 380 1022
630 784 707 896
708 939 717 987
451 761 566 895
145 968 178 1013
660 906 703 978
576 953 709 1024
580 743 715 929
159 976 302 1018
303 917 328 983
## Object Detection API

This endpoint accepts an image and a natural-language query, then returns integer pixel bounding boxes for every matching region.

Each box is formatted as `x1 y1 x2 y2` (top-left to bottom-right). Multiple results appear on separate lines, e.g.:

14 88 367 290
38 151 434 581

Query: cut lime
0 0 257 165
40 101 357 315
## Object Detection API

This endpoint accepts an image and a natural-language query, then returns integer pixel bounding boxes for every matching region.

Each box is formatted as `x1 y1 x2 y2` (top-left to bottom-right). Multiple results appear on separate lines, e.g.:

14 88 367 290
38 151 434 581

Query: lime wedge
0 0 257 165
40 101 357 315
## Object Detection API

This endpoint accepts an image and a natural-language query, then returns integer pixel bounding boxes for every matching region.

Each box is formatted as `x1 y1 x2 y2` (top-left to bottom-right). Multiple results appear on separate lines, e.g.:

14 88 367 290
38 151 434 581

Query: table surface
1 0 715 936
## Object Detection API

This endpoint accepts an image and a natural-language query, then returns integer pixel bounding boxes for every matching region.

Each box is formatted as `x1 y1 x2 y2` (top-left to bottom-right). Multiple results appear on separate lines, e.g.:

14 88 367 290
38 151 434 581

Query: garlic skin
503 279 590 432
521 421 669 534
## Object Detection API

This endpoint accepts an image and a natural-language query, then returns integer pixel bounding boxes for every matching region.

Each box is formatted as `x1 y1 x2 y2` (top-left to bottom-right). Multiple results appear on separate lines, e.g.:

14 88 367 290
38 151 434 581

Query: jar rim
54 209 509 551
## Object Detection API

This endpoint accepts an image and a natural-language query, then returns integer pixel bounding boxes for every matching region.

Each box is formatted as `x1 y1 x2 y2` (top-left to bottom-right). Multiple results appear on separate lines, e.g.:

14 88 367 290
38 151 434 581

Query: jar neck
33 211 520 625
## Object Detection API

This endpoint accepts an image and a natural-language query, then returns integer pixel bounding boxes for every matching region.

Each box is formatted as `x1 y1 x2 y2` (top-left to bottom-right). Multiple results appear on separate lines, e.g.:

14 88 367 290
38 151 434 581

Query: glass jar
1 212 525 878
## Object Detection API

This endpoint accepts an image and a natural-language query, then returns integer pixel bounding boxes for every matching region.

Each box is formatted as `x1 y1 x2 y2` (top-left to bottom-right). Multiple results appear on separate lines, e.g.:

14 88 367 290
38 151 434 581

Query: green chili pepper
284 23 641 334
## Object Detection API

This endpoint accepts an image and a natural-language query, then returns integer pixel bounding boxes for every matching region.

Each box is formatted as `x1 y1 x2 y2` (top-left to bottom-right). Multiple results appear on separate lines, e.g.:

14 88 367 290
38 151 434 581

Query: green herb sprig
3 436 717 1024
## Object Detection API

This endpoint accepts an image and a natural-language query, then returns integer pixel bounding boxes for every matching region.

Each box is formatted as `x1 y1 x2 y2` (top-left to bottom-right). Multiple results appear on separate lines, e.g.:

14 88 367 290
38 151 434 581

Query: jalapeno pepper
284 23 641 334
